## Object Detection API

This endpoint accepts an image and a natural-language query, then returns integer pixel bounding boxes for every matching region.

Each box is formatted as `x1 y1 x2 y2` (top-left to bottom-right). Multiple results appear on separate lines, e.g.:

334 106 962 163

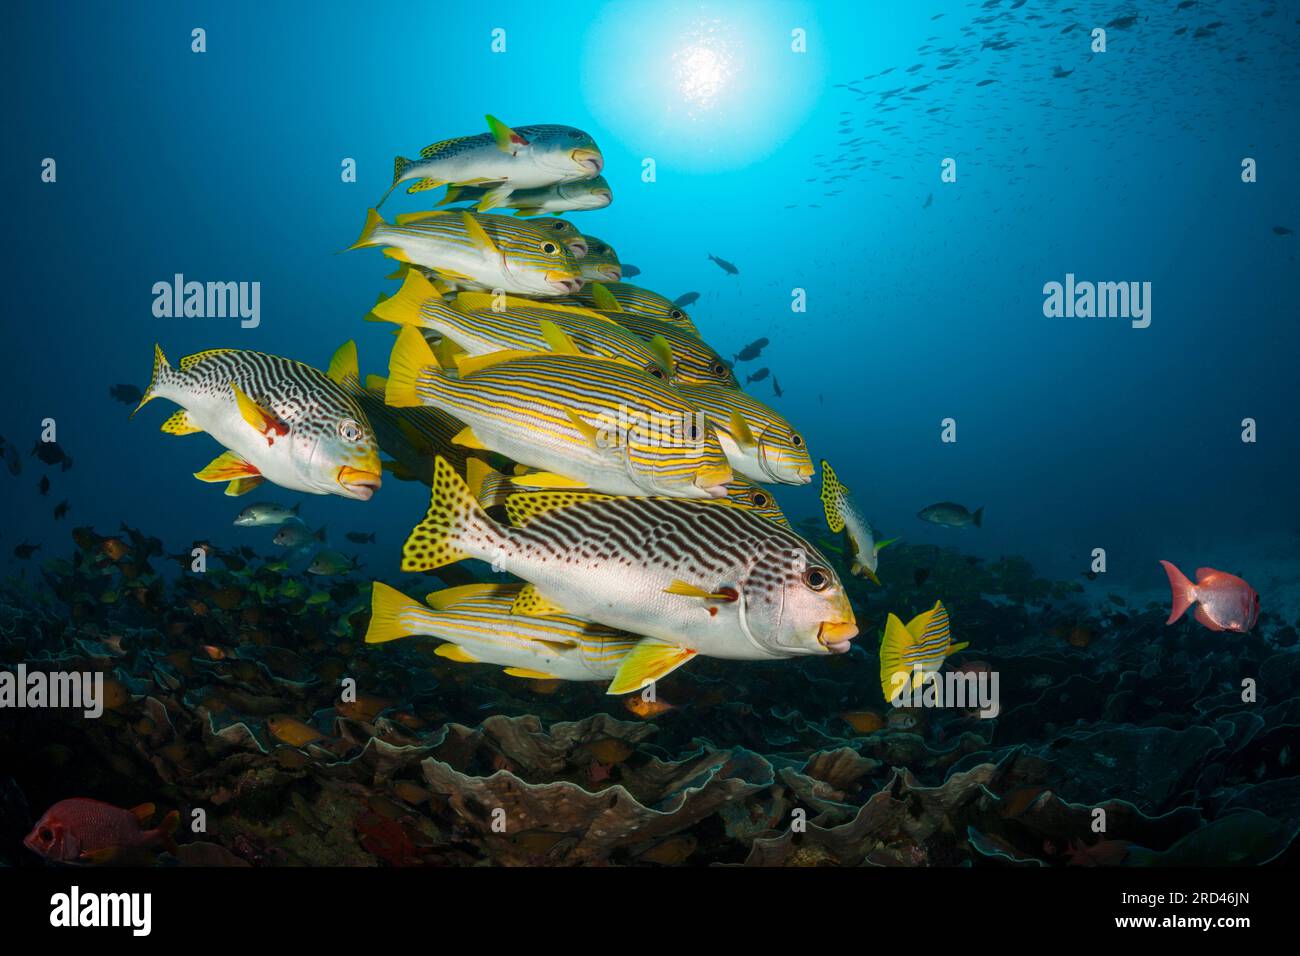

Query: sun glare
674 41 733 111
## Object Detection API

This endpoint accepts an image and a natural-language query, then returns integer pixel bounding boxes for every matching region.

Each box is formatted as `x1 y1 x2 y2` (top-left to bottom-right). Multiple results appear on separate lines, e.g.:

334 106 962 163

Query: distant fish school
133 114 906 695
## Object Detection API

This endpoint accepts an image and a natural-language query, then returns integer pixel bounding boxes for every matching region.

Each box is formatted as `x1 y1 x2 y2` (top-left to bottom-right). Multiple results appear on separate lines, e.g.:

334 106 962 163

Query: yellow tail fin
371 269 439 328
385 326 438 407
401 457 503 572
131 344 171 418
365 581 419 644
348 208 387 251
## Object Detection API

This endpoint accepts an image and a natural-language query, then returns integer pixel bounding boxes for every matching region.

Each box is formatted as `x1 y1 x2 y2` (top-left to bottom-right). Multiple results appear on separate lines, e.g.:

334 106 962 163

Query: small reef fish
819 459 895 583
746 368 770 384
399 457 857 690
32 440 73 471
350 208 584 296
24 799 179 863
366 581 643 687
558 282 699 336
707 253 739 274
273 520 327 549
233 502 302 527
308 550 358 575
733 337 769 362
918 502 984 528
386 329 733 499
109 383 144 405
380 115 603 209
438 175 612 216
133 343 381 500
673 292 700 307
1160 561 1260 633
607 311 738 387
879 601 969 703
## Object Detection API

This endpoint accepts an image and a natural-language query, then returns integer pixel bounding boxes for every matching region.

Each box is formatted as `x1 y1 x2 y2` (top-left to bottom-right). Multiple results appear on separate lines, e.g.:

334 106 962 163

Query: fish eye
551 222 568 232
338 419 363 442
40 828 53 841
670 310 684 319
542 242 559 254
752 492 769 508
791 434 804 447
646 364 665 379
803 567 830 591
711 363 727 377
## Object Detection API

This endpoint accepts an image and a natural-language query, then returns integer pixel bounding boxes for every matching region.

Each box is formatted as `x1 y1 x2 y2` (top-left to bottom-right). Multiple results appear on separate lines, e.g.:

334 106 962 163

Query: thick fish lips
572 148 604 175
566 237 590 258
338 466 382 501
818 620 858 654
545 272 584 294
694 464 732 499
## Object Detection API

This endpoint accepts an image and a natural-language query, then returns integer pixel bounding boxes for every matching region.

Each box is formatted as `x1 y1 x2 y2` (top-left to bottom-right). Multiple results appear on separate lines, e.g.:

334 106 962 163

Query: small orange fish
624 696 675 719
267 715 325 748
841 710 885 734
100 538 129 562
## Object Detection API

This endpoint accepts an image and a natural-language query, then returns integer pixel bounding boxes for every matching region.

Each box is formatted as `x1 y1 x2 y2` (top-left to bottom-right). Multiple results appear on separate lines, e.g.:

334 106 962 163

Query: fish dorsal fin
425 582 514 609
606 638 696 695
728 409 758 448
394 210 446 226
510 583 568 617
485 114 529 152
179 348 235 372
504 490 615 527
327 340 359 385
589 282 623 312
538 319 580 355
454 349 547 377
419 137 460 159
818 459 847 533
130 803 156 823
461 211 499 256
905 600 949 643
365 374 387 390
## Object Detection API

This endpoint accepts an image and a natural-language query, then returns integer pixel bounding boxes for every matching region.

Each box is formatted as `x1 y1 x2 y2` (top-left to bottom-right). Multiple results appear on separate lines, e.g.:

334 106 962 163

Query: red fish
1159 561 1259 633
24 799 179 863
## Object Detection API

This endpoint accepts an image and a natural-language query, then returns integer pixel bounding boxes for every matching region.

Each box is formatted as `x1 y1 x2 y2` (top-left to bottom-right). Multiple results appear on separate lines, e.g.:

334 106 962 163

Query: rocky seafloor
2 522 1298 867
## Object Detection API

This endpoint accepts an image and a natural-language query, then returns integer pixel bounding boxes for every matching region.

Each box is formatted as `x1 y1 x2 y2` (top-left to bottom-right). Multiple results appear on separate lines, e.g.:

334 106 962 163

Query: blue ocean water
6 0 1298 605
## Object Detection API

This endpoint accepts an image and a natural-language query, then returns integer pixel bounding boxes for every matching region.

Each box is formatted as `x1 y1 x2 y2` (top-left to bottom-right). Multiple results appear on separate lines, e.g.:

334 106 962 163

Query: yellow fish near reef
879 601 969 703
819 459 895 583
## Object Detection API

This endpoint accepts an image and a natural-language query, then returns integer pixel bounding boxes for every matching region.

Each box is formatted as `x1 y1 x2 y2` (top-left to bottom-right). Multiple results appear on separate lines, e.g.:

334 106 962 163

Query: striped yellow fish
366 581 643 685
603 311 738 387
556 282 700 336
346 374 476 487
437 177 613 217
379 116 603 209
385 328 732 499
349 208 583 296
579 234 622 283
879 601 969 702
369 273 671 380
132 342 381 499
397 212 589 259
399 458 858 688
727 478 790 526
674 383 814 485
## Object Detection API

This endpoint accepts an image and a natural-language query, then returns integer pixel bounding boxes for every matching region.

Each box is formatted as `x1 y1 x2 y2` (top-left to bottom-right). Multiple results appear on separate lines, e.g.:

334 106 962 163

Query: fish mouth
567 239 589 258
817 620 858 653
592 189 613 206
600 266 622 281
694 465 732 498
545 272 583 293
338 466 382 500
572 149 604 175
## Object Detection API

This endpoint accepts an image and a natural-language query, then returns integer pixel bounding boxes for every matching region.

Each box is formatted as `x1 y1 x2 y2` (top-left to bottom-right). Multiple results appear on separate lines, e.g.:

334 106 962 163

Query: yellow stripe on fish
601 311 738 387
369 271 670 380
578 234 622 283
385 328 732 499
555 282 700 336
349 208 583 297
674 383 814 486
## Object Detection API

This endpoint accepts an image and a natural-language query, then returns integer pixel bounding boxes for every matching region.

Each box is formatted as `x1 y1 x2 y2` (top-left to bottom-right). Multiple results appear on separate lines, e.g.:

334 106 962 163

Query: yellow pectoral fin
607 639 697 695
566 409 602 449
538 319 580 355
947 641 970 655
510 583 568 617
224 476 264 497
664 580 738 602
503 667 562 680
230 383 285 438
589 283 622 312
160 409 203 436
424 582 510 609
194 450 259 483
510 471 588 490
728 409 758 448
382 247 412 263
435 644 479 663
451 425 490 450
460 211 499 256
